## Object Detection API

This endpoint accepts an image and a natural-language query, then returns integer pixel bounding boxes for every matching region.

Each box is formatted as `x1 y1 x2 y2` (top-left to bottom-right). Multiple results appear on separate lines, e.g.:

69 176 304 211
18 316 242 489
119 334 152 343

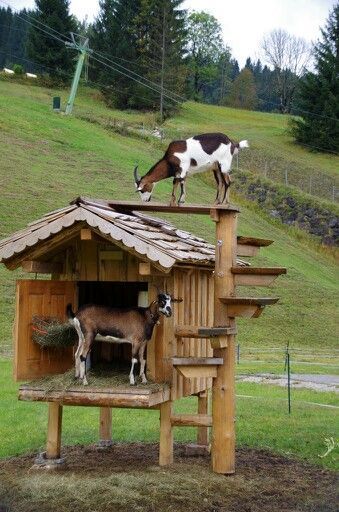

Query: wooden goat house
0 196 286 474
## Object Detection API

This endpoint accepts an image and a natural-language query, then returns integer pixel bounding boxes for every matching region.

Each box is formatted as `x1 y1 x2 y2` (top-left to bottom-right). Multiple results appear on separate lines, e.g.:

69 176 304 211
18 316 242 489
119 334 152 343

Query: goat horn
134 165 141 184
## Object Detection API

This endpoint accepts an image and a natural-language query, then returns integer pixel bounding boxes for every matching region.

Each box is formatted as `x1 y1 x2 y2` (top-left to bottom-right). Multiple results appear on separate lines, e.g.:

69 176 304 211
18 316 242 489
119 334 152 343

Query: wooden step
175 325 237 338
172 357 223 379
231 266 286 286
171 414 212 427
219 297 279 318
237 236 273 257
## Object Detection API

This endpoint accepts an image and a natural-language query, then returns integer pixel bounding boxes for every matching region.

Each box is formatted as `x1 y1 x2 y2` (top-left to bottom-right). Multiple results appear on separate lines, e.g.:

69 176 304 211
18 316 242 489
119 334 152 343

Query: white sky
5 0 336 67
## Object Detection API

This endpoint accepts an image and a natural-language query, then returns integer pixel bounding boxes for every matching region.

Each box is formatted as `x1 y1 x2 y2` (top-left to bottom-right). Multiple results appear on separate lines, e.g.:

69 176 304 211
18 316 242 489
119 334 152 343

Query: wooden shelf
219 296 279 318
237 236 273 257
175 325 237 338
231 266 286 286
172 357 223 379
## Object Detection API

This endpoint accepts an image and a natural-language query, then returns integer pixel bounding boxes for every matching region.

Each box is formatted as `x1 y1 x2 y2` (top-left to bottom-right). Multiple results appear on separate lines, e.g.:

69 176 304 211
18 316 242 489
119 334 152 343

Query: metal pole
65 35 91 116
287 351 291 414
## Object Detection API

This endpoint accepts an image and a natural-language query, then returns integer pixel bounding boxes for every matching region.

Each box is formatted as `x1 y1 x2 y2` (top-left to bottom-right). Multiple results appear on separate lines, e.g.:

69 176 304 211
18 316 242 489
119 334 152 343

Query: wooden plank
46 402 63 459
18 387 169 408
104 199 240 215
173 357 223 365
212 209 237 475
237 236 273 247
197 391 209 445
236 244 259 257
21 260 63 274
175 366 218 379
231 266 286 275
80 228 93 240
99 407 112 443
171 413 212 427
234 274 280 286
139 262 151 275
14 280 76 381
219 297 279 306
159 401 173 466
175 325 236 338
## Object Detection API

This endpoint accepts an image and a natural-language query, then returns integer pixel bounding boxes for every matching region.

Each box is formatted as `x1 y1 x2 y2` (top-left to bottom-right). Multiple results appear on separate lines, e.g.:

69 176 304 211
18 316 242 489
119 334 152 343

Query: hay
32 316 77 348
27 363 166 392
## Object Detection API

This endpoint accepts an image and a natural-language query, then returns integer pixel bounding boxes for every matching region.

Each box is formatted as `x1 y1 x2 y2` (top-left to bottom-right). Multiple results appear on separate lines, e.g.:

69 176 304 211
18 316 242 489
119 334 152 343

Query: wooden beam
159 401 173 466
80 228 93 240
21 260 63 274
46 402 63 459
175 325 236 338
171 414 212 427
212 209 237 475
197 391 209 445
139 262 151 275
174 366 218 379
172 357 223 365
99 407 112 444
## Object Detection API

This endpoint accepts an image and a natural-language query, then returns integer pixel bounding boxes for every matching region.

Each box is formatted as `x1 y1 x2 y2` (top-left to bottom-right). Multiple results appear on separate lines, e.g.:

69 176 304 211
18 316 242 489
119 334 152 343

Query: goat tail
239 140 249 149
66 303 75 323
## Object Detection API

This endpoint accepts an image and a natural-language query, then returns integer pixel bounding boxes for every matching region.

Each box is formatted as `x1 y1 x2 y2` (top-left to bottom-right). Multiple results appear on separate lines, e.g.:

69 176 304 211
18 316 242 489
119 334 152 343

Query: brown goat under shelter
0 196 286 474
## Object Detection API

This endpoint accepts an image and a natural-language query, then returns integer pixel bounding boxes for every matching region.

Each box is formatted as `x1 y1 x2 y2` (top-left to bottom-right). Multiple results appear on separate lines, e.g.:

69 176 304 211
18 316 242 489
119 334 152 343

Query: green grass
0 81 338 469
0 360 337 470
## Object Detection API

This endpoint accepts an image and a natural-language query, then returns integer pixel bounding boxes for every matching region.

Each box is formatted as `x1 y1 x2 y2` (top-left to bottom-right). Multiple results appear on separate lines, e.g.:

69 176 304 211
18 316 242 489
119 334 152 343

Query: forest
0 0 338 152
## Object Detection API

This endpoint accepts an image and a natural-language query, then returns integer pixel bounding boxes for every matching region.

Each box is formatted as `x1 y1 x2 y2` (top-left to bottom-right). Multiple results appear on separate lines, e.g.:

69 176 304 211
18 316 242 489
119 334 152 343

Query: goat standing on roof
134 132 249 206
66 293 172 386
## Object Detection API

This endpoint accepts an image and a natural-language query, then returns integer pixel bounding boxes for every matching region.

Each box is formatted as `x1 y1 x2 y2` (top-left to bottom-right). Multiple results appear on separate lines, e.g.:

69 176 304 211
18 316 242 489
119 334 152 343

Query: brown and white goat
66 293 172 386
134 132 249 205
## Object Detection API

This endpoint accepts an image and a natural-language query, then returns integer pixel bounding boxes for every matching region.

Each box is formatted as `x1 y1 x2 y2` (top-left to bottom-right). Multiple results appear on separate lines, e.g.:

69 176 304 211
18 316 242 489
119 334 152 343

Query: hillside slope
0 80 338 352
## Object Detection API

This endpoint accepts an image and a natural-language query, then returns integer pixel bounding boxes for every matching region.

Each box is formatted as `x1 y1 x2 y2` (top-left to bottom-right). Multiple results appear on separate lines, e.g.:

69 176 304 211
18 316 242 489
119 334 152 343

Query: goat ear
149 300 158 316
171 296 183 303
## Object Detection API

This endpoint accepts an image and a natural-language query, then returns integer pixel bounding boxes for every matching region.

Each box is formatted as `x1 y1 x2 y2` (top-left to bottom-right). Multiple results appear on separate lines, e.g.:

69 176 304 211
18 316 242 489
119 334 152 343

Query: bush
13 64 24 75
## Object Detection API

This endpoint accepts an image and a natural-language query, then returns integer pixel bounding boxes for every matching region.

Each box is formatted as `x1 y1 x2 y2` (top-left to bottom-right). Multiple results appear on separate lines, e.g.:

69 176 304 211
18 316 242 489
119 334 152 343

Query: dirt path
0 443 337 512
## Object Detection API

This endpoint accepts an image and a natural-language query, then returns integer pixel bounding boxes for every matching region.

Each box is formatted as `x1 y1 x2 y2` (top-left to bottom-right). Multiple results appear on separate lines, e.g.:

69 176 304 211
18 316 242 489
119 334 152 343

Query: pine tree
90 0 186 113
27 0 77 80
291 3 339 152
226 67 257 110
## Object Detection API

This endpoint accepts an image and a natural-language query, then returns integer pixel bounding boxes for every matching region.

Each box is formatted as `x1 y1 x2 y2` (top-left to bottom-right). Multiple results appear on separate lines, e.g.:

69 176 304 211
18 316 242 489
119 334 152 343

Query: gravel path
237 373 339 393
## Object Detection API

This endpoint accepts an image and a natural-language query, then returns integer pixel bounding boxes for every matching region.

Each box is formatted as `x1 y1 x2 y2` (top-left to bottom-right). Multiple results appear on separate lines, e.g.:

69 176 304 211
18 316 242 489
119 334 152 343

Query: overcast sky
5 0 336 67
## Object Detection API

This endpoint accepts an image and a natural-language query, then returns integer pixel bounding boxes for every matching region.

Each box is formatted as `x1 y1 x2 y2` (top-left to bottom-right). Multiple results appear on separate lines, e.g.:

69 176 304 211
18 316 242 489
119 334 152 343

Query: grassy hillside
0 80 338 357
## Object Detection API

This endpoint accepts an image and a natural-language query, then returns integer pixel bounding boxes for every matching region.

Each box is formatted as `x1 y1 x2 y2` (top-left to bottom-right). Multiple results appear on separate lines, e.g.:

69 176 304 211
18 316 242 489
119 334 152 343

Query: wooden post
159 401 173 465
99 407 112 445
197 391 209 446
46 402 63 459
211 210 237 474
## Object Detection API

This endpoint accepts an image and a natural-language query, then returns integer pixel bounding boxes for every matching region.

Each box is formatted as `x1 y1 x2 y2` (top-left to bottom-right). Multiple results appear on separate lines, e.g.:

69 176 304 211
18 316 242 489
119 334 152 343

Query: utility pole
159 7 166 124
65 34 92 115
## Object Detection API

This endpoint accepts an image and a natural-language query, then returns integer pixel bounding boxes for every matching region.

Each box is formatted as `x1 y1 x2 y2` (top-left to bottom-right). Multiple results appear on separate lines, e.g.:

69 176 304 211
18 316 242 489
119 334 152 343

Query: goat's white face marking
138 189 153 202
158 293 172 317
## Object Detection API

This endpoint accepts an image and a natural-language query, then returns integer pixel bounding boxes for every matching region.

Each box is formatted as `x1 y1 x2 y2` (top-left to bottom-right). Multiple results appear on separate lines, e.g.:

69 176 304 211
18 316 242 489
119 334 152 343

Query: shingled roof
1 196 242 272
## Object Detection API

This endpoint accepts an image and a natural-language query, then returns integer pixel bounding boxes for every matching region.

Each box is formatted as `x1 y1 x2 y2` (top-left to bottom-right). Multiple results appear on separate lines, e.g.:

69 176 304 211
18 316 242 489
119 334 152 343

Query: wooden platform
19 383 170 408
72 197 240 215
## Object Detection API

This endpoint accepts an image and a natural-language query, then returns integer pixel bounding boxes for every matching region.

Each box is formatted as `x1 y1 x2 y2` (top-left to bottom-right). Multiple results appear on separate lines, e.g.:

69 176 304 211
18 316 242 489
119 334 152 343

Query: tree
226 67 257 110
185 11 225 101
90 0 186 113
27 0 77 80
290 3 339 153
261 28 310 112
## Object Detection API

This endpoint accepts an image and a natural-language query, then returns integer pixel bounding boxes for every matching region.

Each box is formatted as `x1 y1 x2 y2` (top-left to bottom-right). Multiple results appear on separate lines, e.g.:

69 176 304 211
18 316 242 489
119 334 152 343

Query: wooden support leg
197 391 208 446
211 338 235 474
99 407 112 446
46 402 63 459
159 401 173 466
